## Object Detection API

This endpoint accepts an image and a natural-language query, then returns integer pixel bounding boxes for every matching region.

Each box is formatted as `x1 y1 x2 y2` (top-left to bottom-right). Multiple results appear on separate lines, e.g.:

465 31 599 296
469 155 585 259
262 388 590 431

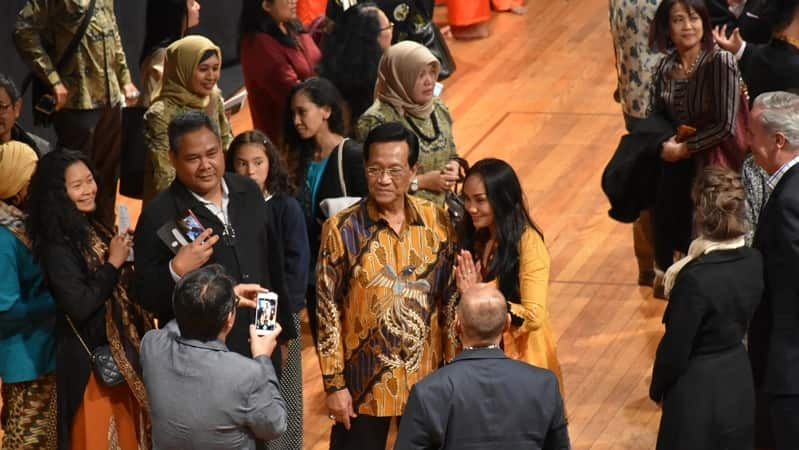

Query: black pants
53 103 122 229
329 415 400 450
770 394 799 450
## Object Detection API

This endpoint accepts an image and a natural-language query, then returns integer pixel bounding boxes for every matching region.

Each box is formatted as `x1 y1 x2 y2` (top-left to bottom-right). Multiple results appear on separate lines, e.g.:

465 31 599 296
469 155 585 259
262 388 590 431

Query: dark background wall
1 0 245 141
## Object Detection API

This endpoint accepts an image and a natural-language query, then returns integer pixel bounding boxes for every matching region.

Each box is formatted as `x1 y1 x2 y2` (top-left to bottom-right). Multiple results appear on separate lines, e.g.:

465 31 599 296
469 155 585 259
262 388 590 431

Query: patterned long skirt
1 374 57 450
268 313 304 450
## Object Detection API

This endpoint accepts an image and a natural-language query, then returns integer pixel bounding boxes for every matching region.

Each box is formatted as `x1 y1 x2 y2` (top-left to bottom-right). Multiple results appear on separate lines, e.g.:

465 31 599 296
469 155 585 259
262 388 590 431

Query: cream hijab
375 41 440 118
158 35 222 109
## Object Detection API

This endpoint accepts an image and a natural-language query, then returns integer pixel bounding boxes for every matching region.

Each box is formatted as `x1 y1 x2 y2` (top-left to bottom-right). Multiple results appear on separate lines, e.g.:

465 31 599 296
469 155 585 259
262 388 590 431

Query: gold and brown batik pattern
316 196 455 417
1 374 57 450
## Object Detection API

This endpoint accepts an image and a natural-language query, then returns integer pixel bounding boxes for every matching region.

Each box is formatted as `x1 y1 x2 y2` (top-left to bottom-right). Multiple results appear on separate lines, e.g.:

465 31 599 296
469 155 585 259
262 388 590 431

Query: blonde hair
693 167 747 240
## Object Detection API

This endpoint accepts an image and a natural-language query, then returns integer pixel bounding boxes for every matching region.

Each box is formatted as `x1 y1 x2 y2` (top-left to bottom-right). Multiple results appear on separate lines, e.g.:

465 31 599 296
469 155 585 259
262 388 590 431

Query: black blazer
740 38 799 105
134 173 296 358
395 347 570 450
298 139 368 260
649 247 763 402
752 164 799 395
708 0 771 45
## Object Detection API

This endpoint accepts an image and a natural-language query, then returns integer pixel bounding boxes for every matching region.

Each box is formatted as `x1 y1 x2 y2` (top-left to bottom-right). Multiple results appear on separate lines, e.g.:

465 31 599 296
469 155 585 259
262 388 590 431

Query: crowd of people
609 0 799 449
1 0 568 450
8 0 799 449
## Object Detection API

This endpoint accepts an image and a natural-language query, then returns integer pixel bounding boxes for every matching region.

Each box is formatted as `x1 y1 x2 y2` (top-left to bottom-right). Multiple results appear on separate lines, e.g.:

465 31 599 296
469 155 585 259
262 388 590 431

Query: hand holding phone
254 292 278 335
171 228 218 277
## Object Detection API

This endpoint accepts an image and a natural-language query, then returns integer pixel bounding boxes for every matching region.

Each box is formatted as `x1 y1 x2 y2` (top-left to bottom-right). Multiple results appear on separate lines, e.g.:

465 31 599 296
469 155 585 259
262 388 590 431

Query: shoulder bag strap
20 0 98 94
66 314 94 358
337 138 349 196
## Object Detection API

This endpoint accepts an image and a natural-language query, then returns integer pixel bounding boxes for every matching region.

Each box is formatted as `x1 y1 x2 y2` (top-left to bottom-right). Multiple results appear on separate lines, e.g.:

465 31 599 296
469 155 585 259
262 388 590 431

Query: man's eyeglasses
366 166 405 179
380 22 394 32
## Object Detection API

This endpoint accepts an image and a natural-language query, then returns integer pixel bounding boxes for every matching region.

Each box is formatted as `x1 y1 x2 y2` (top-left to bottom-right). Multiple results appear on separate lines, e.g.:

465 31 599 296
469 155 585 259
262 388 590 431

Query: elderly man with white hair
748 90 799 450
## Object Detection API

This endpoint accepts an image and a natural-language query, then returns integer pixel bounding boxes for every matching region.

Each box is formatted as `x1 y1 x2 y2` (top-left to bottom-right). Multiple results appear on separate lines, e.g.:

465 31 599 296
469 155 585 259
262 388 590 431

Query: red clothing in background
240 32 321 145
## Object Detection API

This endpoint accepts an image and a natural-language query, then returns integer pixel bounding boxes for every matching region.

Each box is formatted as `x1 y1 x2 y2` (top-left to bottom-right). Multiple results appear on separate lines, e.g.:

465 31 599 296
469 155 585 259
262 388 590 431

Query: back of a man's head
172 264 235 341
458 284 509 346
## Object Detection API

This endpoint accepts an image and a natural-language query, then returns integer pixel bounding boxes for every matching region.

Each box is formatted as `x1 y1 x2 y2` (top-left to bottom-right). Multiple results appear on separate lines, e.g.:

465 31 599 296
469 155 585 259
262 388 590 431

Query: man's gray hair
753 91 799 146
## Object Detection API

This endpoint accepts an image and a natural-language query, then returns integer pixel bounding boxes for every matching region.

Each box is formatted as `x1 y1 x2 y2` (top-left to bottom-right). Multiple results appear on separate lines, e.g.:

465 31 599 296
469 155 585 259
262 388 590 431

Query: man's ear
503 313 511 333
12 98 22 121
776 131 788 151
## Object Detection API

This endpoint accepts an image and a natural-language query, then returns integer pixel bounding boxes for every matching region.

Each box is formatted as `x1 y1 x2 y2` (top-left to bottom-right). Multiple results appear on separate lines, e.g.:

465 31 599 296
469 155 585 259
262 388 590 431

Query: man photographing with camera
140 264 287 449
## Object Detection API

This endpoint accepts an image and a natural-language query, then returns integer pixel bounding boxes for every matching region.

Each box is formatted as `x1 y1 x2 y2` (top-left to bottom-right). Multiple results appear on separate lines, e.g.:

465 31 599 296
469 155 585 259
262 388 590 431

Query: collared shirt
140 321 287 449
316 196 455 417
14 0 132 110
767 154 799 192
168 179 231 282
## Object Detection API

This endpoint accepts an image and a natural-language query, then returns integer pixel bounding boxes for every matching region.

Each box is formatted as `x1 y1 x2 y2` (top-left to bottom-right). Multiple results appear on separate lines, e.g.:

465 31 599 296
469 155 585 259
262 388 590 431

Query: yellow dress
492 227 565 398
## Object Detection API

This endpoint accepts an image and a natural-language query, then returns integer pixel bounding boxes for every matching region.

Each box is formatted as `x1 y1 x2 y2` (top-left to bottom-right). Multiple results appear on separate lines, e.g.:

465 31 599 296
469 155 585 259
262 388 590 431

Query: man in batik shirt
316 122 455 450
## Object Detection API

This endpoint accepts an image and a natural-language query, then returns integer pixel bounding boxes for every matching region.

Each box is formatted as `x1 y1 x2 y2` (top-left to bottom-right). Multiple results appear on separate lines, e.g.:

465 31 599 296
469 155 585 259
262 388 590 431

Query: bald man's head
457 284 509 345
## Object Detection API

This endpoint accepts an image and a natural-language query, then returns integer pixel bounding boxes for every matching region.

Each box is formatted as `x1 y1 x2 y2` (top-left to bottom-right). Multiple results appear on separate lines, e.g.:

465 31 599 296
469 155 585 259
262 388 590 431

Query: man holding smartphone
14 0 140 228
134 110 295 375
141 265 287 449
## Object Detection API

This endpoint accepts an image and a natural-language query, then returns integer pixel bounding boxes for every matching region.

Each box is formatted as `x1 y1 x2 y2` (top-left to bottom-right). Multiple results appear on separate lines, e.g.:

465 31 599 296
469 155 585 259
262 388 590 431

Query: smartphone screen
35 95 57 115
178 209 205 242
255 292 278 334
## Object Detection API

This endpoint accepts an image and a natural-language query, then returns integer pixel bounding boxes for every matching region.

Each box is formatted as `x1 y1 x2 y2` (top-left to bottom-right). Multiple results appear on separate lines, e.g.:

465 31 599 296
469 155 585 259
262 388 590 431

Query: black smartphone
178 209 205 242
255 292 278 335
34 95 57 116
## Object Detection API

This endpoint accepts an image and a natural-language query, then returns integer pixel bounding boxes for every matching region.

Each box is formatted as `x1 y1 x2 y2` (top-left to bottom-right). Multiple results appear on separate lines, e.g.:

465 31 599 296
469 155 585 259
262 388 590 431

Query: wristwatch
410 176 419 193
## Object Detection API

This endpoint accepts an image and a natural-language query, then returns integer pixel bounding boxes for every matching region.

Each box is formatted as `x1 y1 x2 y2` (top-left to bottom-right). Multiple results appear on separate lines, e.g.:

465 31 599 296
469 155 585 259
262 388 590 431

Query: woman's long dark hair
239 0 305 48
226 130 292 195
26 149 103 260
283 77 346 188
319 3 384 121
461 158 543 301
140 0 189 65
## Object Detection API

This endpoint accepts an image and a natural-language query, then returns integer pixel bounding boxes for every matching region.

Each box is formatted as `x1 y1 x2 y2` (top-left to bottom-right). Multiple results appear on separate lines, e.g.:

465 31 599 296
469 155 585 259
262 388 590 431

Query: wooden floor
2 0 667 448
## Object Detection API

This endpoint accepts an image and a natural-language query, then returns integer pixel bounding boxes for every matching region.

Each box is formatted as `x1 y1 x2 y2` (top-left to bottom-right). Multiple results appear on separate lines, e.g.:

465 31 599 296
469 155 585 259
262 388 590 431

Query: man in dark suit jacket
708 0 771 44
395 284 570 450
749 91 799 449
134 110 295 370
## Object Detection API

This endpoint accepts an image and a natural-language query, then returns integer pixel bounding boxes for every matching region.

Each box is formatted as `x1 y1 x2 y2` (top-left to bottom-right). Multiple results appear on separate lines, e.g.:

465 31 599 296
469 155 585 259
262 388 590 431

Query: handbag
703 82 750 171
66 315 125 387
19 0 98 126
319 138 362 217
118 106 148 198
412 21 456 81
444 156 469 228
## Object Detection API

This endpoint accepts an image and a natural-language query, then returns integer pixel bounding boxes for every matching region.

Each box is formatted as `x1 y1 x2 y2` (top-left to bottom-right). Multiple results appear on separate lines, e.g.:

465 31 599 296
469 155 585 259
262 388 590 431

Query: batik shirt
316 196 455 416
609 0 663 118
14 0 132 110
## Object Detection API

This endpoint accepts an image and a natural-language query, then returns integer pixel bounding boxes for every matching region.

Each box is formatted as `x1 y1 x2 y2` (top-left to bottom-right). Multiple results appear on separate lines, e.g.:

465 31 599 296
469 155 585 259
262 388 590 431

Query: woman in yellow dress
454 158 564 397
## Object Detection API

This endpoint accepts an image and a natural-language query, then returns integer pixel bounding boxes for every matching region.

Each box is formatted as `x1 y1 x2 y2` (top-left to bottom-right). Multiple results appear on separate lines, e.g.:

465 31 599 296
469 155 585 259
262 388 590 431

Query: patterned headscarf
375 41 440 118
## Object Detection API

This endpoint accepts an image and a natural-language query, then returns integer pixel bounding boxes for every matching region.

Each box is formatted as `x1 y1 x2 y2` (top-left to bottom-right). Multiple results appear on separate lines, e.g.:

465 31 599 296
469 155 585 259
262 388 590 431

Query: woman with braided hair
649 166 763 450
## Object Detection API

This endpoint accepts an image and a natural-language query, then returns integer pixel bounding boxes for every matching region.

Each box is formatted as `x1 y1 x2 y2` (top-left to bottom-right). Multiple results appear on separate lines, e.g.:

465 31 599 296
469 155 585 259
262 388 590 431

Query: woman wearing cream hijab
356 41 460 205
142 35 233 203
0 141 58 450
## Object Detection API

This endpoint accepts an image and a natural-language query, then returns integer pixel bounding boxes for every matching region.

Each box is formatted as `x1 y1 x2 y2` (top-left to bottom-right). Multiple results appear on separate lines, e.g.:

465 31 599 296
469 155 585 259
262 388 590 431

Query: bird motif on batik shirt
366 265 431 372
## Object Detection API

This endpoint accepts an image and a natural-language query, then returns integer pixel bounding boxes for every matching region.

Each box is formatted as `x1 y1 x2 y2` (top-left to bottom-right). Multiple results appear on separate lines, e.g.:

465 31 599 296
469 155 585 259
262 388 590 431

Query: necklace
677 51 702 76
463 344 499 351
